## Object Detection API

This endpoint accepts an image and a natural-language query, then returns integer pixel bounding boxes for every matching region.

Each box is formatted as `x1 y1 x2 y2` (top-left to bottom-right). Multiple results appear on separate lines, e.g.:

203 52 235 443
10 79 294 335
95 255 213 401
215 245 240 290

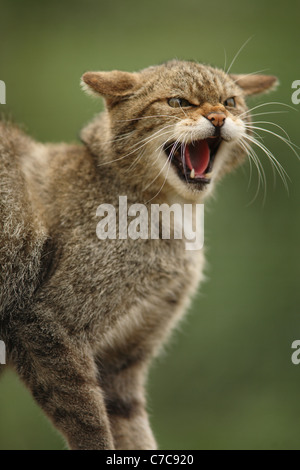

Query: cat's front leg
108 402 157 450
100 361 157 450
13 322 115 450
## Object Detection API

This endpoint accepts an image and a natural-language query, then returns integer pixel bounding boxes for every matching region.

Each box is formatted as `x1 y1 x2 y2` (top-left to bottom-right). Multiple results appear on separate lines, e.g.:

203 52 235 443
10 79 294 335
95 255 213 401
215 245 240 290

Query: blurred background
0 0 299 450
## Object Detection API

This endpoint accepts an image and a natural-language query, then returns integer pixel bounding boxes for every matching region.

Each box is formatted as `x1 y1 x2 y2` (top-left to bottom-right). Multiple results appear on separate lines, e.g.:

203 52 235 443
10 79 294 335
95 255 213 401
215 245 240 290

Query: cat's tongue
185 140 210 177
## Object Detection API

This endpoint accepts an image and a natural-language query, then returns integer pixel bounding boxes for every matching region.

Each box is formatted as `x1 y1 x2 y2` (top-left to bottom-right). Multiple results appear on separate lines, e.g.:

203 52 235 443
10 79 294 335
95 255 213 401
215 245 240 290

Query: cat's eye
168 97 192 108
224 97 236 107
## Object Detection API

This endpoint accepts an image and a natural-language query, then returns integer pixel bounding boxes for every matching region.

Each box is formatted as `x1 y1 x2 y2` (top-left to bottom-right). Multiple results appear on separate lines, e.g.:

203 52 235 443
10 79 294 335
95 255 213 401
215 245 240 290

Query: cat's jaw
160 141 244 202
137 115 247 202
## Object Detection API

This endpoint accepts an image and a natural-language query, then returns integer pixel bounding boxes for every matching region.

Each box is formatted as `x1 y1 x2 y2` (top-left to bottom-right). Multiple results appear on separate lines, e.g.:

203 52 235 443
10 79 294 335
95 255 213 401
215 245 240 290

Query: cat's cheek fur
221 117 245 142
174 117 215 141
212 141 248 184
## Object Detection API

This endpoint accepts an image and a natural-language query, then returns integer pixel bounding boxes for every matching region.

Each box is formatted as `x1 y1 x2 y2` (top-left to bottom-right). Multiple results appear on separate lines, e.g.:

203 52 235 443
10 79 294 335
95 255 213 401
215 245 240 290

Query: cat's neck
80 112 110 160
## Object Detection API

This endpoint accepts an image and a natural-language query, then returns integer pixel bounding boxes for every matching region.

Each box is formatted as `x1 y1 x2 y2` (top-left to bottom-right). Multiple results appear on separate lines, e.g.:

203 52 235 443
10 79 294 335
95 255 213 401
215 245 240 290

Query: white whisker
125 146 147 173
98 126 175 167
143 137 181 193
247 121 291 140
244 125 299 156
239 137 267 203
246 111 288 119
239 101 298 119
226 36 253 74
105 131 135 145
223 47 227 72
116 114 182 123
243 133 290 193
231 68 270 83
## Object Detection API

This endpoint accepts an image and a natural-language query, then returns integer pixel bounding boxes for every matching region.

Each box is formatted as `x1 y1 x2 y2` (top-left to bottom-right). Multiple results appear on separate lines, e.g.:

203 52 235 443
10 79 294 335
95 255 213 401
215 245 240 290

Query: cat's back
0 121 48 320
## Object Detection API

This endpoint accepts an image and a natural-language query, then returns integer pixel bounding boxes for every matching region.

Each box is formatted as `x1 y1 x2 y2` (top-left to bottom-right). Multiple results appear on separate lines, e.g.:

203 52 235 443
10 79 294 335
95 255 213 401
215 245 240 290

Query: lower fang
190 169 195 179
205 172 212 179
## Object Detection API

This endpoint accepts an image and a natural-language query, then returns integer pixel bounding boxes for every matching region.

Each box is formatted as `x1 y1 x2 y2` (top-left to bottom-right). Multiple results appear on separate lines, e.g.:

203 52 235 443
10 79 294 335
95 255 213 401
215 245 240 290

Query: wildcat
0 60 277 450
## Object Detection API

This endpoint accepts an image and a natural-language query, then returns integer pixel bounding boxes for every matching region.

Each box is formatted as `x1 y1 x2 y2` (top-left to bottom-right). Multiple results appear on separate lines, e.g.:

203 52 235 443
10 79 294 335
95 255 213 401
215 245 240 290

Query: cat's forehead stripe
139 62 234 103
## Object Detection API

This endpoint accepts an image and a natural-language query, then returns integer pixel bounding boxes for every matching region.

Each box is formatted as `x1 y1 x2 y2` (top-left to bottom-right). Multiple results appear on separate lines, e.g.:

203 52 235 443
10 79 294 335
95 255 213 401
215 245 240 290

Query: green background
0 0 299 450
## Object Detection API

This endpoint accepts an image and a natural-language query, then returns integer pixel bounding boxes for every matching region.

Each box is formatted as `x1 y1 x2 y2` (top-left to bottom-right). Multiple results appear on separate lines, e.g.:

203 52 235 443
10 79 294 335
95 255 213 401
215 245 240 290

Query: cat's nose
206 112 226 127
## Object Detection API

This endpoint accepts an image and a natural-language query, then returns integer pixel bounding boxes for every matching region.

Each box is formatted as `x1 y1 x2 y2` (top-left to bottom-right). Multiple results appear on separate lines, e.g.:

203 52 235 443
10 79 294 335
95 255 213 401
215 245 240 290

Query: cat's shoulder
0 118 34 154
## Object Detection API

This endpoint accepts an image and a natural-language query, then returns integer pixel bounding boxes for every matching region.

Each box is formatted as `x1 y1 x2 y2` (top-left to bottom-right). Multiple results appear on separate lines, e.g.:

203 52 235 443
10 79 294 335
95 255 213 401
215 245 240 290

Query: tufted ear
230 74 279 96
81 70 140 106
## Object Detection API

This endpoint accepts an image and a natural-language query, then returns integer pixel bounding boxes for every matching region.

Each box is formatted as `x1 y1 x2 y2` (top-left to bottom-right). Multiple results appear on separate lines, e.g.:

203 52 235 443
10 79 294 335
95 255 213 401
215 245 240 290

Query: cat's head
81 60 277 202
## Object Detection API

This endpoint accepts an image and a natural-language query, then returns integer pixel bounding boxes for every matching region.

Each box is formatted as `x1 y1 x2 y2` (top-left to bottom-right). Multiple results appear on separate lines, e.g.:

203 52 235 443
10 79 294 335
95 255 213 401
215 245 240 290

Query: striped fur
0 60 277 449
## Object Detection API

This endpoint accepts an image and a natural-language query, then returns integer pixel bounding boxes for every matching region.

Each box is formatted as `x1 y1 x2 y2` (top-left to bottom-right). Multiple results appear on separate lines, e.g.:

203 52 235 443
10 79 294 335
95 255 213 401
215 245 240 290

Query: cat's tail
0 120 48 322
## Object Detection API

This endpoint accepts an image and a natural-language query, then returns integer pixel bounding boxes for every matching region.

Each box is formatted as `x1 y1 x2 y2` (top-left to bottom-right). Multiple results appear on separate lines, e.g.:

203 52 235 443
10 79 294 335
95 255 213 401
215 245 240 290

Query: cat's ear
230 74 278 96
81 70 140 106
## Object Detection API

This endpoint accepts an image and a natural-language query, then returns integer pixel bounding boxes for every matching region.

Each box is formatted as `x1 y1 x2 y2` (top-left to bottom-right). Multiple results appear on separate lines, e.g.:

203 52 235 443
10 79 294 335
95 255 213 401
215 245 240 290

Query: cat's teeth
190 169 195 179
205 172 212 179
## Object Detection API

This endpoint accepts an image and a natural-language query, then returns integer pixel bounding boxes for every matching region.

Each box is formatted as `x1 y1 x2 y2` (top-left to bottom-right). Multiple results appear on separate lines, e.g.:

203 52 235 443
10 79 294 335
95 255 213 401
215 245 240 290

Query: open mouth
164 137 222 187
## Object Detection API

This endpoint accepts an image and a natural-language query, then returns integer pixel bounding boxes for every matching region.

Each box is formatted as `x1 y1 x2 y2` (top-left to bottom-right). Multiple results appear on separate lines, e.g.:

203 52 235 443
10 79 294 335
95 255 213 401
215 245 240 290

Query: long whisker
181 141 188 183
231 68 270 83
144 131 188 202
223 47 227 72
243 133 290 192
125 126 186 177
246 145 253 190
98 126 175 166
239 137 267 203
247 120 291 140
239 101 298 119
115 114 182 123
226 36 253 74
144 142 178 202
123 124 176 153
145 132 180 172
246 111 288 119
143 138 180 193
125 146 147 173
105 131 135 145
147 157 173 203
179 104 188 119
246 135 287 194
244 124 300 156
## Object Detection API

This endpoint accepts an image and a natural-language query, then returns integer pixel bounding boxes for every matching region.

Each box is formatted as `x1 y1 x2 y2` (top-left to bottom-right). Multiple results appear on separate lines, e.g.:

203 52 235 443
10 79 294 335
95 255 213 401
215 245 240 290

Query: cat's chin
164 136 222 191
